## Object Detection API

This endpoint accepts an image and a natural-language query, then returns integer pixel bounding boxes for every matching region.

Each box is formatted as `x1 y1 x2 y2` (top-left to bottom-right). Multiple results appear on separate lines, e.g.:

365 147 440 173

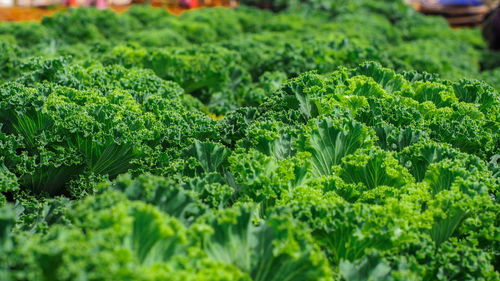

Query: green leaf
340 147 414 190
339 252 392 281
201 204 332 281
0 205 15 250
112 174 206 225
297 117 375 177
125 202 187 265
185 141 231 175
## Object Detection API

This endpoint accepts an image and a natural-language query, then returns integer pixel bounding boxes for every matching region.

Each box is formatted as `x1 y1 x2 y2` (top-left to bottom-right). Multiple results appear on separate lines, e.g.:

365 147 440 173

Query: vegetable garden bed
0 2 499 280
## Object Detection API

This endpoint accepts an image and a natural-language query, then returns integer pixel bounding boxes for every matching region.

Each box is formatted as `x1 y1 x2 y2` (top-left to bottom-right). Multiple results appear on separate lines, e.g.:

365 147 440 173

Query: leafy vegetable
0 3 499 281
